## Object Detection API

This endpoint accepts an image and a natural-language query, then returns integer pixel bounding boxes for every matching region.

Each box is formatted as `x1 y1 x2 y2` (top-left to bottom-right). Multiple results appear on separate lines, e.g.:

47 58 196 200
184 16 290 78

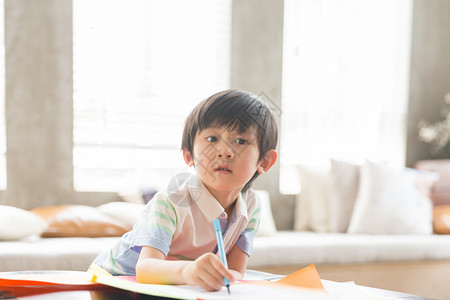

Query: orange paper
0 272 95 286
237 264 325 292
276 264 324 290
0 271 107 298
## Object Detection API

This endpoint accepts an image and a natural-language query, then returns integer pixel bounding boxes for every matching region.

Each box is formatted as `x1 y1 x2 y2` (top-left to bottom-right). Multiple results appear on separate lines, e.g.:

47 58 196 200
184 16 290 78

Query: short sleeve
129 193 177 256
236 197 261 257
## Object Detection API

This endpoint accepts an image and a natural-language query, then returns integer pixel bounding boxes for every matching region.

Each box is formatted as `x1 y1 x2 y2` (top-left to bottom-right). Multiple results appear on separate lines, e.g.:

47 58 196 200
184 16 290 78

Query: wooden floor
254 260 450 299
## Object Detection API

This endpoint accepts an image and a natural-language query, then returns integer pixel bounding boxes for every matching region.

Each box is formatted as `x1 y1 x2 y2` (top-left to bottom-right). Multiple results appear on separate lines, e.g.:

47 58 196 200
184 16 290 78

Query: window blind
280 0 412 194
73 0 231 192
0 0 6 190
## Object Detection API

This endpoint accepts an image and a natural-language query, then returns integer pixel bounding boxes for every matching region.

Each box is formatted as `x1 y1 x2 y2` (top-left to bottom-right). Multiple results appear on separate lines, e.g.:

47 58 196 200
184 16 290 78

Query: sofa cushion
97 201 145 227
0 205 48 241
433 205 450 234
294 163 330 232
415 159 450 205
30 205 131 237
347 161 433 234
328 159 360 232
254 190 277 236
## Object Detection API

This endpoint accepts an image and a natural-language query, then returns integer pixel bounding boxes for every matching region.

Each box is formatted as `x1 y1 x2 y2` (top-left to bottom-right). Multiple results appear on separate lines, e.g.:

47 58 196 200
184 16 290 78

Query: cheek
242 149 261 168
192 145 213 168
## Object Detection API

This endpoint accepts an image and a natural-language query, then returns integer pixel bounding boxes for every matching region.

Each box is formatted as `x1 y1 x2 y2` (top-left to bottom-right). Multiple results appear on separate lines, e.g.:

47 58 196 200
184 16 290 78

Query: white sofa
251 231 450 267
3 232 450 271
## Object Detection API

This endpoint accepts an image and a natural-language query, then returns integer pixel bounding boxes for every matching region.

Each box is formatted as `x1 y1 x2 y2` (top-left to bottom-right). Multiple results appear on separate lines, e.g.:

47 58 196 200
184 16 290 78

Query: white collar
189 178 249 223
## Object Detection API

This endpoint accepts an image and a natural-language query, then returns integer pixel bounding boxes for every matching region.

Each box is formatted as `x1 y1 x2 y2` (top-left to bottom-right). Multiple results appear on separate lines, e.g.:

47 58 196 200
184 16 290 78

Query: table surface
0 270 432 300
8 289 174 300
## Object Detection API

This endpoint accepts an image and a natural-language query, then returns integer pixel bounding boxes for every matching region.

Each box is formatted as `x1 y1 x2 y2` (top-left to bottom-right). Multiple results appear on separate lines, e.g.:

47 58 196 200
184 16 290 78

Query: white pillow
118 191 145 204
97 202 146 227
254 190 277 236
0 205 48 240
347 161 433 234
294 163 330 232
328 159 360 232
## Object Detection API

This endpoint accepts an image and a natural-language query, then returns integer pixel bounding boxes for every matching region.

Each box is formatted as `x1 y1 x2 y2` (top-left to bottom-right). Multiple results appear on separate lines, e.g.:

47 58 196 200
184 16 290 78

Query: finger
198 269 223 291
195 254 223 283
208 255 235 283
205 254 234 283
204 258 228 285
197 253 234 286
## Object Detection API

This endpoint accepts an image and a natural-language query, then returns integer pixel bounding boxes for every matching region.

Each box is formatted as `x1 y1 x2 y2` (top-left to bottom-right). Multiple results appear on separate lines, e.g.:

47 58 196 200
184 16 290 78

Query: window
0 0 6 190
281 0 412 194
73 0 231 192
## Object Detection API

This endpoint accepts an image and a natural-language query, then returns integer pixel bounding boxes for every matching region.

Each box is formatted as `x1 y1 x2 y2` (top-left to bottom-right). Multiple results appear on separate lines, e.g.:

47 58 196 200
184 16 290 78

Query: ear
257 150 277 174
182 147 194 167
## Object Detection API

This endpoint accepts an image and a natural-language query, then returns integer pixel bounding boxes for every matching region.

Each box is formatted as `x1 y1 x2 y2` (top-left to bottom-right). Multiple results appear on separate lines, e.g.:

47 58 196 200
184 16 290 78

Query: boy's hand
182 253 235 291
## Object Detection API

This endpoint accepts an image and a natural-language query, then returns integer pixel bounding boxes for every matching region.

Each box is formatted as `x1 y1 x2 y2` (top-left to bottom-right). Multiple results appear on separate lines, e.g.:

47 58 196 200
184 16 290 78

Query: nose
217 142 235 159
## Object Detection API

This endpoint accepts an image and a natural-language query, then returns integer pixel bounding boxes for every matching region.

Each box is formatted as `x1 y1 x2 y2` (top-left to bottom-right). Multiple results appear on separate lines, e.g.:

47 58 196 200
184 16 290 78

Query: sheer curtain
73 0 231 192
0 0 6 190
280 0 412 194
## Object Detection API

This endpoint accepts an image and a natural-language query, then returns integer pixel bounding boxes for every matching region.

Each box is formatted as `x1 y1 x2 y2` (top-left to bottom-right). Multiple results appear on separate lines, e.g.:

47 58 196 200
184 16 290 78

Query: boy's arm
136 246 235 291
226 244 248 280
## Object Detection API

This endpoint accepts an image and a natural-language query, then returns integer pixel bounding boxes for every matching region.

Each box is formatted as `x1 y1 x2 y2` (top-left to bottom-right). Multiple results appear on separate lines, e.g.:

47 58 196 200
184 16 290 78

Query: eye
235 138 247 145
206 136 218 143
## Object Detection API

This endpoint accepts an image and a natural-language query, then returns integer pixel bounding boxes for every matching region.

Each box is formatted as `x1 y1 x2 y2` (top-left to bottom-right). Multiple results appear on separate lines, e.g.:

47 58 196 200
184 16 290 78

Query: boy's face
187 126 261 196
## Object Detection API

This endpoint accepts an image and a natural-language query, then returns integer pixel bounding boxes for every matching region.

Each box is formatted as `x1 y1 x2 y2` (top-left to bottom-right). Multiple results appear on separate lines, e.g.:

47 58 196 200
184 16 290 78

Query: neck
207 187 241 212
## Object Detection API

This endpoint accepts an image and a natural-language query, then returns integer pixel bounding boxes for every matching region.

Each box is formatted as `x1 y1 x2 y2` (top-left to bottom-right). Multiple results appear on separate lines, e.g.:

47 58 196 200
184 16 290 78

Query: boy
92 90 278 292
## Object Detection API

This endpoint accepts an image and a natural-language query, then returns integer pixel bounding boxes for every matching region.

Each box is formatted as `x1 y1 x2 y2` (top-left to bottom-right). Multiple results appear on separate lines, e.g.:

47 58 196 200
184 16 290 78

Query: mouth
214 165 232 173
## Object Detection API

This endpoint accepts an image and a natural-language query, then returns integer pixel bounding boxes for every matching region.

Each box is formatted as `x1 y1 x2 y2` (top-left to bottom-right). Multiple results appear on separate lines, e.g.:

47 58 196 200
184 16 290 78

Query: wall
406 0 450 166
4 0 73 208
0 0 119 209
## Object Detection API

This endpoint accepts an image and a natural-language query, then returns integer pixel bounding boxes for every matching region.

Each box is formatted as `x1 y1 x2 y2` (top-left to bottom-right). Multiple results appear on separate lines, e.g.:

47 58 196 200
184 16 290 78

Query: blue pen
213 218 230 294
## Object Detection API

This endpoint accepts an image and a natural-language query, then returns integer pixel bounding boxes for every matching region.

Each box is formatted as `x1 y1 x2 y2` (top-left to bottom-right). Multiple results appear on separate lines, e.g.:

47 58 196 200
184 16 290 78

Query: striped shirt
92 173 261 275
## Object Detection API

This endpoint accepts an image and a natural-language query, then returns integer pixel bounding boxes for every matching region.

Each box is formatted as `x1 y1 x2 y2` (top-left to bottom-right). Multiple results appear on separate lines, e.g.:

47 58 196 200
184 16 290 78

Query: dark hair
181 90 278 192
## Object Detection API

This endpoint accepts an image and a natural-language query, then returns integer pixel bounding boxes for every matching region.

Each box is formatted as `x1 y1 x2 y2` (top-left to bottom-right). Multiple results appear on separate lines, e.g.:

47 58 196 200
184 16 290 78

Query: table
0 270 432 300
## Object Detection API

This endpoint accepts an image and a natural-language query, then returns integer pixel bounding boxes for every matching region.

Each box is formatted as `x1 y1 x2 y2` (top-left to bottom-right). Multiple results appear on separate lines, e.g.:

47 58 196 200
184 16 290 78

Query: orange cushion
30 205 131 237
433 205 450 234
